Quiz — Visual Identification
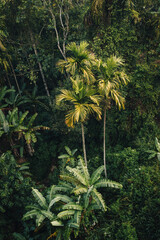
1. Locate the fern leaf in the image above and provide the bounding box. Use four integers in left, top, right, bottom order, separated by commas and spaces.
32, 188, 47, 209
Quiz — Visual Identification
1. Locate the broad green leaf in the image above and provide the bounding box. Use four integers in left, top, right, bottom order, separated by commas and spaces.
23, 209, 38, 220
51, 220, 64, 226
92, 189, 107, 211
41, 210, 55, 221
49, 195, 72, 209
32, 188, 47, 209
57, 210, 75, 219
66, 166, 87, 186
95, 179, 122, 189
91, 165, 104, 184
65, 146, 72, 155
62, 203, 83, 211
36, 214, 45, 227
19, 111, 29, 124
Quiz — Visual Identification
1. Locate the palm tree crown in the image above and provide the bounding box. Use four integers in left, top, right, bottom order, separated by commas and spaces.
98, 55, 129, 109
57, 41, 96, 84
56, 77, 101, 127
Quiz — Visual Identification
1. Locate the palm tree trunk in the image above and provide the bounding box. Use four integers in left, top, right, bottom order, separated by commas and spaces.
103, 107, 107, 178
81, 122, 87, 167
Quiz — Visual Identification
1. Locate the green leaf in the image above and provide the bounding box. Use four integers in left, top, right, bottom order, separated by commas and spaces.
41, 210, 55, 221
95, 179, 122, 189
19, 111, 29, 124
36, 214, 45, 227
58, 154, 69, 159
62, 203, 83, 211
57, 210, 75, 219
51, 220, 64, 226
27, 113, 38, 128
91, 165, 104, 184
49, 195, 72, 209
32, 188, 47, 209
23, 209, 38, 220
66, 166, 87, 186
65, 146, 72, 155
13, 233, 26, 240
68, 222, 79, 229
155, 138, 160, 152
92, 189, 107, 211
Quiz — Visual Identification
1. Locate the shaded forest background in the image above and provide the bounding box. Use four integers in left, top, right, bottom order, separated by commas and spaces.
0, 0, 160, 239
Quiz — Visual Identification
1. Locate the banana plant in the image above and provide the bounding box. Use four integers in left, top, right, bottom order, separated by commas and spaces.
60, 156, 122, 211
0, 108, 49, 155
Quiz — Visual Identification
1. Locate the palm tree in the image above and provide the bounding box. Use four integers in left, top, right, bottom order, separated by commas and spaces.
56, 77, 101, 166
97, 56, 129, 178
57, 41, 96, 84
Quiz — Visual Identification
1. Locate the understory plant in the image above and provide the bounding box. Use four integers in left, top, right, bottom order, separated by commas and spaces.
23, 154, 122, 239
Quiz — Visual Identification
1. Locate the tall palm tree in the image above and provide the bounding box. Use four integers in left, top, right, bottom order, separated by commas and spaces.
57, 41, 96, 84
56, 77, 101, 166
97, 56, 129, 178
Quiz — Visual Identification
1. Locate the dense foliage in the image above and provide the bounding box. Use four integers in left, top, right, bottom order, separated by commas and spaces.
0, 0, 160, 239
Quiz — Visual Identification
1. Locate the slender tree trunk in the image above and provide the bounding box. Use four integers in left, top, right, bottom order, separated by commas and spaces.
81, 122, 87, 167
29, 30, 52, 106
8, 57, 21, 95
103, 107, 107, 178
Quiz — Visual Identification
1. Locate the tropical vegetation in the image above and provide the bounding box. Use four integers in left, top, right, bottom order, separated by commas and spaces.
0, 0, 160, 239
